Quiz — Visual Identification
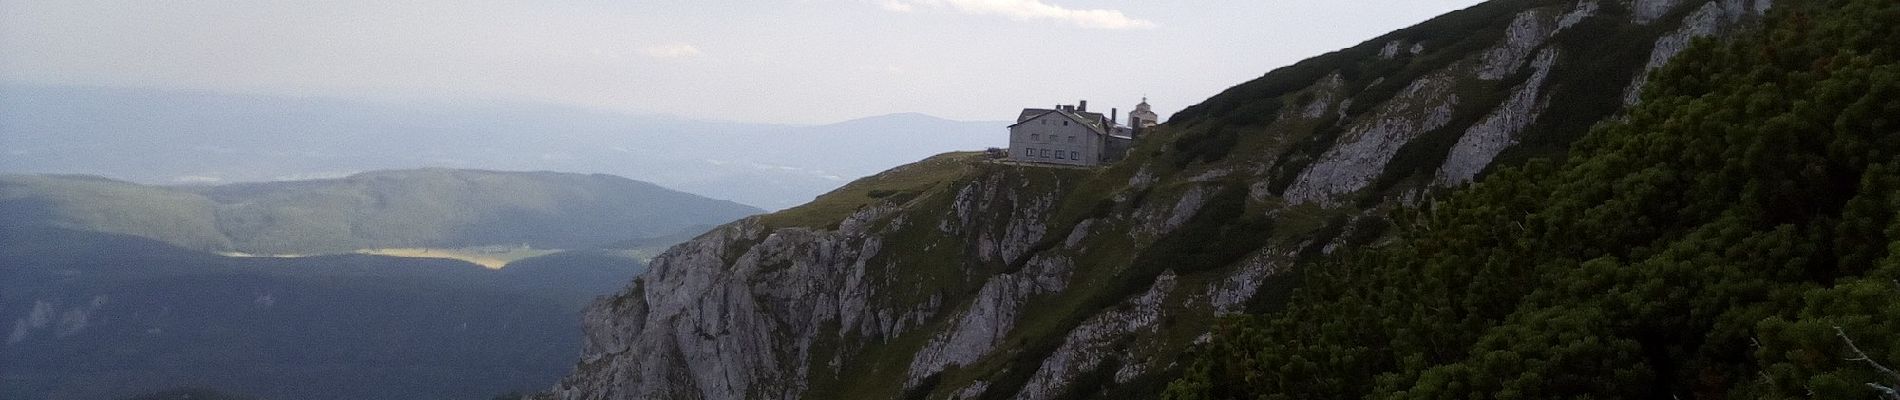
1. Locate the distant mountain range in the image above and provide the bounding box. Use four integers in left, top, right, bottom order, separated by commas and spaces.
0, 85, 1008, 209
0, 169, 761, 254
0, 169, 756, 399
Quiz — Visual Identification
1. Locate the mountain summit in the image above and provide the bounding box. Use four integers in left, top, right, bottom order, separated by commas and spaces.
538, 0, 1809, 398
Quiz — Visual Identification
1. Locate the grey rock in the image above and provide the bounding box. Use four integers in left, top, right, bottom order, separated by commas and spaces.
1284, 71, 1460, 205
907, 254, 1074, 387
1624, 0, 1769, 104
1477, 9, 1558, 80
1010, 272, 1179, 400
1631, 0, 1684, 25
1437, 49, 1561, 185
1558, 0, 1601, 30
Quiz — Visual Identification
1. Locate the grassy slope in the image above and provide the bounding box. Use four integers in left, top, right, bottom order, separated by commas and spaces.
759, 152, 987, 230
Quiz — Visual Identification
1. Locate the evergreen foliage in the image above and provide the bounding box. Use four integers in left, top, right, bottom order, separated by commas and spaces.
1166, 0, 1900, 398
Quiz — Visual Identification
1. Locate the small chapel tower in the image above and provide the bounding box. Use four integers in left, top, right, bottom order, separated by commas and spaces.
1129, 97, 1159, 130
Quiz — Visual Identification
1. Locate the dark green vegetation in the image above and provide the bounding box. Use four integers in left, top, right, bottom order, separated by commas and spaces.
1168, 0, 1900, 398
0, 169, 761, 254
0, 225, 646, 400
1171, 0, 1536, 170
598, 1, 1776, 399
1176, 0, 1698, 198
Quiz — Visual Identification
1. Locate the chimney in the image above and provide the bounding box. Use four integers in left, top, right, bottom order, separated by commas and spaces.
1078, 100, 1088, 112
1111, 108, 1119, 125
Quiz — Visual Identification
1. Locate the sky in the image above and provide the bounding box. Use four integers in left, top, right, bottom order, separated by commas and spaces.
0, 0, 1486, 125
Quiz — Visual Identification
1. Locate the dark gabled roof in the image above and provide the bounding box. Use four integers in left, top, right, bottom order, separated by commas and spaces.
1008, 108, 1110, 135
1018, 108, 1055, 123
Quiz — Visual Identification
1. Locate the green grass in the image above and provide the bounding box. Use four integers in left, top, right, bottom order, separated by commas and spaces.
759, 152, 987, 230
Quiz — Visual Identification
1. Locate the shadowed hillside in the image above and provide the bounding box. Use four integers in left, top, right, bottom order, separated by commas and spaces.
0, 226, 644, 400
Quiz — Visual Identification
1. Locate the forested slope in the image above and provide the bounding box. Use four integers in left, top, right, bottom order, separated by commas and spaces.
1168, 0, 1900, 398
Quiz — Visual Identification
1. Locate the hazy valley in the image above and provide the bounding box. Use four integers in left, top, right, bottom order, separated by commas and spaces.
0, 170, 756, 399
0, 86, 1006, 210
7, 0, 1900, 399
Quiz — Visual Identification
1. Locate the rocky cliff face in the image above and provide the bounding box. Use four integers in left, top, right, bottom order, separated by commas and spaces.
548, 0, 1768, 398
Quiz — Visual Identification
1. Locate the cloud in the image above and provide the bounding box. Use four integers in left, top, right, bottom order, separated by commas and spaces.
640, 43, 703, 59
861, 63, 911, 75
881, 0, 1156, 29
877, 0, 915, 12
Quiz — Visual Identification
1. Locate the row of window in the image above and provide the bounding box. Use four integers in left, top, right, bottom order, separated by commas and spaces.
1022, 147, 1081, 161
1028, 133, 1079, 143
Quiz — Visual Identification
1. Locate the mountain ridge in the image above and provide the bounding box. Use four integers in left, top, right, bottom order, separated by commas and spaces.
0, 168, 761, 254
0, 86, 1006, 209
540, 0, 1782, 398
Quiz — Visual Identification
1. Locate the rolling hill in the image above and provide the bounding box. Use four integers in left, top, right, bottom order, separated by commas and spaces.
0, 169, 756, 399
0, 87, 1008, 210
0, 169, 762, 254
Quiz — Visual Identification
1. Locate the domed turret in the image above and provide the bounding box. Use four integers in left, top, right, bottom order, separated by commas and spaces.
1129, 97, 1159, 128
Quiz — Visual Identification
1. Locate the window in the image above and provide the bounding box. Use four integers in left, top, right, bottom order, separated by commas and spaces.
1040, 149, 1049, 157
1070, 151, 1079, 160
1031, 134, 1040, 141
1022, 148, 1032, 157
1063, 121, 1069, 126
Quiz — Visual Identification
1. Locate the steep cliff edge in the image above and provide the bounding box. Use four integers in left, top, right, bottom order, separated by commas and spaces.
548, 0, 1770, 398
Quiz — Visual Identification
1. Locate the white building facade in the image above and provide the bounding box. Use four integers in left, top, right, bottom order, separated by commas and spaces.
1007, 99, 1154, 167
1008, 106, 1107, 166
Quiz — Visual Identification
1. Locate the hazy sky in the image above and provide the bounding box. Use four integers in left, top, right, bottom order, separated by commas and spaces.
1, 0, 1485, 124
